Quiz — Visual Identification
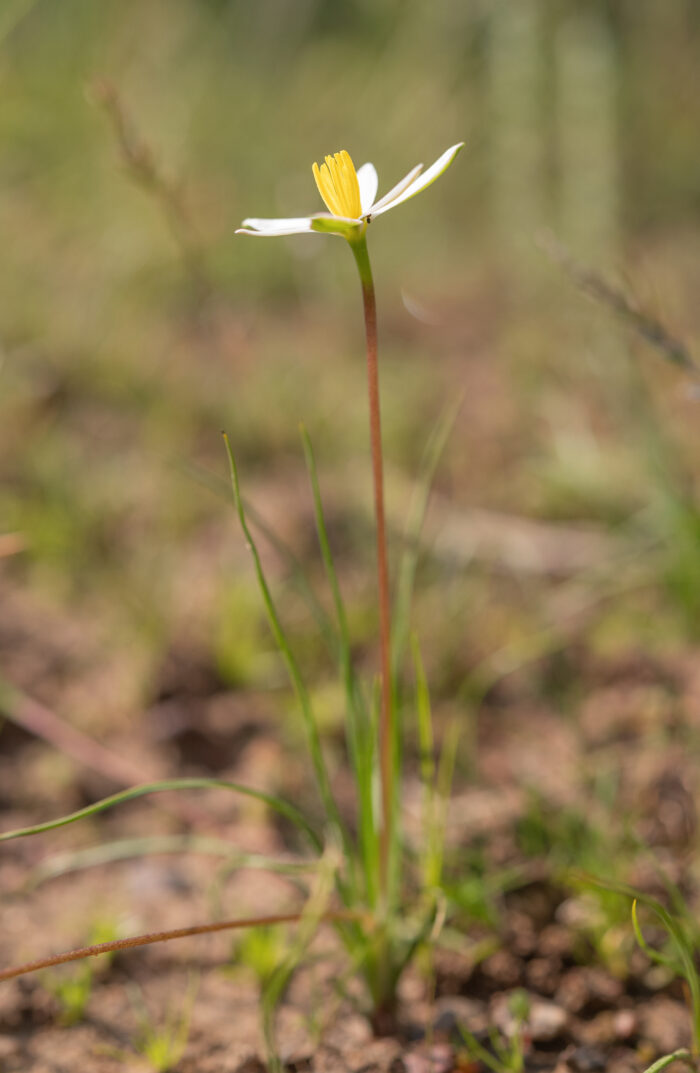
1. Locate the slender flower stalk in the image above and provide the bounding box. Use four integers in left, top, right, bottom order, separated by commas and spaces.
237, 140, 464, 909
349, 232, 393, 902
0, 143, 464, 1041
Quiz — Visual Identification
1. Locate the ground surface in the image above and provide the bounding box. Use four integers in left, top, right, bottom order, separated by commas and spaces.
3, 4, 700, 1070
2, 268, 700, 1073
1, 554, 700, 1071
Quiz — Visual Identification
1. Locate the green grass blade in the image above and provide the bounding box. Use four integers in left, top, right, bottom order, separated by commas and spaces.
642, 1051, 695, 1073
458, 1023, 507, 1073
260, 851, 338, 1073
412, 634, 435, 888
223, 435, 348, 867
28, 836, 316, 889
412, 634, 459, 892
300, 424, 377, 905
245, 496, 339, 654
299, 425, 353, 676
182, 459, 339, 656
432, 717, 460, 890
392, 395, 462, 677
631, 899, 676, 971
0, 778, 321, 852
577, 873, 700, 1051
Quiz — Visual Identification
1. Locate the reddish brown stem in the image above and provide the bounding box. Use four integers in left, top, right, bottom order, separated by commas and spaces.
0, 533, 25, 558
0, 682, 148, 788
0, 680, 209, 830
351, 234, 394, 903
0, 909, 365, 984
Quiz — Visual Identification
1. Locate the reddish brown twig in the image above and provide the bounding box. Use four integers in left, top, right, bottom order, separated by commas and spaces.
0, 681, 149, 788
0, 909, 366, 983
0, 533, 25, 559
0, 680, 210, 830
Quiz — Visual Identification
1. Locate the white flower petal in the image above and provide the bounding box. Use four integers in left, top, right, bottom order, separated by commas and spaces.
356, 162, 379, 216
369, 142, 464, 218
368, 164, 424, 216
237, 217, 314, 236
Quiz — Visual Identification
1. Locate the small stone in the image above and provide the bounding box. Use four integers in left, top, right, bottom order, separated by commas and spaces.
234, 1059, 266, 1073
637, 997, 691, 1053
433, 997, 488, 1038
528, 1000, 568, 1042
539, 924, 574, 959
403, 1043, 455, 1073
577, 1010, 616, 1046
525, 956, 561, 995
481, 949, 522, 988
568, 1044, 607, 1072
0, 1033, 19, 1059
555, 967, 622, 1015
613, 1009, 637, 1040
347, 1038, 403, 1073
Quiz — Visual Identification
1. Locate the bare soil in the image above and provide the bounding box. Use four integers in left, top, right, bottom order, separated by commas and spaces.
2, 577, 699, 1072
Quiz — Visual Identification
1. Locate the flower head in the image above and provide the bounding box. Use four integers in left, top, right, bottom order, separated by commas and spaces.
312, 151, 363, 220
237, 142, 464, 240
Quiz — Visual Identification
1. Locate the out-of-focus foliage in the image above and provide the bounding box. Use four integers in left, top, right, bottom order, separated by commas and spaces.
1, 0, 699, 716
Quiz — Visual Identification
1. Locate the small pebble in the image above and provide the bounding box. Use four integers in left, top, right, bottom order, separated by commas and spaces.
525, 955, 561, 995
529, 1000, 568, 1041
482, 949, 522, 988
0, 1033, 19, 1059
613, 1008, 637, 1040
433, 996, 487, 1038
403, 1043, 454, 1073
568, 1044, 607, 1072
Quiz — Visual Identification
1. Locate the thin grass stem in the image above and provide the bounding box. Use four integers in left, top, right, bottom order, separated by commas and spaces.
0, 778, 321, 852
300, 424, 378, 906
223, 435, 354, 888
349, 233, 394, 908
393, 396, 463, 676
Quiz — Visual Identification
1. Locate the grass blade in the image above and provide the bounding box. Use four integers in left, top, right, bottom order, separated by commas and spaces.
412, 634, 435, 889
300, 424, 378, 906
577, 873, 700, 1051
222, 435, 348, 869
0, 778, 321, 852
631, 899, 676, 971
392, 395, 463, 676
260, 851, 339, 1073
180, 460, 339, 654
27, 836, 316, 889
412, 634, 459, 892
642, 1051, 695, 1073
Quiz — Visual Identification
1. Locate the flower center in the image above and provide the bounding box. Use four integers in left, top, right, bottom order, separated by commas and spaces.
312, 150, 362, 219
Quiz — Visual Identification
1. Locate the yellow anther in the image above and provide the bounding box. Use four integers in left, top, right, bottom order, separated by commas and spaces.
312, 150, 362, 219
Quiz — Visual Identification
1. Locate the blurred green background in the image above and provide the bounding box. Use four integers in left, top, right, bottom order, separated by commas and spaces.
1, 0, 699, 745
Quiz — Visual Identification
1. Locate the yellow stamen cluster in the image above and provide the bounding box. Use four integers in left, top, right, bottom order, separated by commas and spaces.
312, 150, 362, 219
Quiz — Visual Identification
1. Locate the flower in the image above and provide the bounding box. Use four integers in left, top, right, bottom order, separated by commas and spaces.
236, 142, 464, 240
